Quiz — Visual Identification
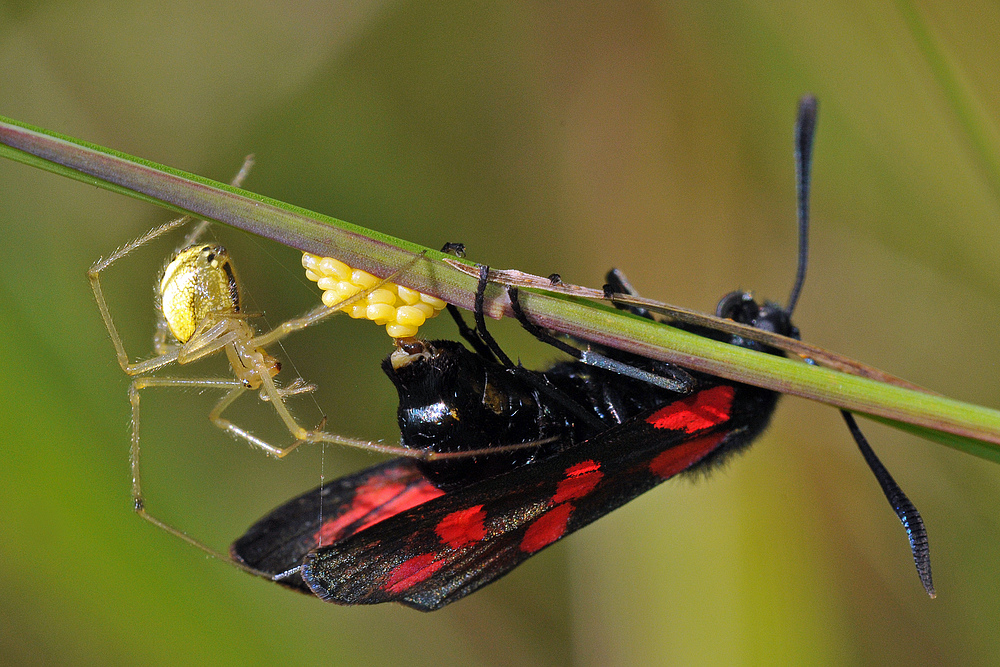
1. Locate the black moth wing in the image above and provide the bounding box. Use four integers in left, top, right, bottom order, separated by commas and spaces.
231, 458, 442, 593
301, 380, 778, 611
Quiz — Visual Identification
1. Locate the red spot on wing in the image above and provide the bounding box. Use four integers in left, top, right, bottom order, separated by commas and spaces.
436, 505, 487, 548
385, 552, 447, 594
646, 385, 735, 433
313, 476, 444, 547
649, 432, 727, 479
552, 460, 604, 503
520, 503, 574, 553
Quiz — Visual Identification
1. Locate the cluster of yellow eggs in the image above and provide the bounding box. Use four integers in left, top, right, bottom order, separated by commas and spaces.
302, 252, 447, 338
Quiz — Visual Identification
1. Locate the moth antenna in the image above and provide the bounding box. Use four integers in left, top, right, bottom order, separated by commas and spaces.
786, 95, 817, 316
841, 411, 935, 597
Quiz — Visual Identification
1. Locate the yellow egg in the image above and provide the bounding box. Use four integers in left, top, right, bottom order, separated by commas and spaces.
396, 285, 421, 305
345, 303, 369, 319
366, 288, 397, 306
351, 269, 379, 289
420, 293, 447, 309
366, 303, 397, 323
395, 305, 427, 327
319, 257, 352, 281
386, 322, 420, 338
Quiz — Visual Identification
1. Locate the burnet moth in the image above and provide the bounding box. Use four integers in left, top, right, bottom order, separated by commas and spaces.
231, 96, 933, 611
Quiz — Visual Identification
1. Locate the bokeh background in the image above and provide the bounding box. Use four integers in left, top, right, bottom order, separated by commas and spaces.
2, 1, 999, 665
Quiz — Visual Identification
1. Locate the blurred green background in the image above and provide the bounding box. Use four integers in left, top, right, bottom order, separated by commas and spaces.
2, 1, 999, 665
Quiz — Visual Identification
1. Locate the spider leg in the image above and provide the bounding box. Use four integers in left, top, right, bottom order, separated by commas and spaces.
179, 155, 255, 248
88, 155, 256, 373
